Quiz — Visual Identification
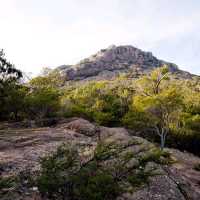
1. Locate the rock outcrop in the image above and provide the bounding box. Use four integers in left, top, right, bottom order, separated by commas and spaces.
57, 45, 194, 81
1, 118, 200, 200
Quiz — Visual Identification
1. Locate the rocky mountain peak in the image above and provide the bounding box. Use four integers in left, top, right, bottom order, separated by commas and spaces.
57, 45, 192, 81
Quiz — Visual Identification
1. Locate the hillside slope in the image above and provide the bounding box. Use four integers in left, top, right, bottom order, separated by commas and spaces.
0, 118, 200, 200
57, 45, 195, 81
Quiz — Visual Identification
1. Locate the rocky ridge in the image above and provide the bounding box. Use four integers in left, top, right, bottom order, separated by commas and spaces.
57, 45, 194, 81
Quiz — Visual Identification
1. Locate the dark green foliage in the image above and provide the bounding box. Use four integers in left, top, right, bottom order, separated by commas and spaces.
23, 70, 62, 119
0, 50, 23, 120
0, 84, 28, 120
0, 64, 62, 121
37, 143, 121, 200
37, 144, 79, 198
128, 168, 156, 188
72, 163, 120, 200
25, 87, 60, 119
0, 176, 17, 191
37, 142, 164, 200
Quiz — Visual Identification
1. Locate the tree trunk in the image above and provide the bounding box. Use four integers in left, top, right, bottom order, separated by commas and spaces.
160, 134, 165, 151
160, 128, 167, 151
155, 126, 167, 151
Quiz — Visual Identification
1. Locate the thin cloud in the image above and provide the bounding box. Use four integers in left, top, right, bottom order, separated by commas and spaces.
0, 0, 199, 75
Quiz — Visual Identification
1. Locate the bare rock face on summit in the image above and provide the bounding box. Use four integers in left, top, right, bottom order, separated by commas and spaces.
57, 45, 193, 81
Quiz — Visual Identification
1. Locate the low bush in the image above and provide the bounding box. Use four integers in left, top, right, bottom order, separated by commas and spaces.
36, 142, 165, 200
0, 176, 17, 191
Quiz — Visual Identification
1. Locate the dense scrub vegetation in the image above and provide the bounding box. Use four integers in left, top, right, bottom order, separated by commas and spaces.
59, 69, 200, 155
1, 51, 200, 155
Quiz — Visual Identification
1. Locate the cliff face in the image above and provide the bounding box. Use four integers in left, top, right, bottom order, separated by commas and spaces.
57, 45, 193, 81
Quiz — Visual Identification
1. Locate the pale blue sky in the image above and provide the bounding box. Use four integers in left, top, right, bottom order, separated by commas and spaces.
0, 0, 200, 75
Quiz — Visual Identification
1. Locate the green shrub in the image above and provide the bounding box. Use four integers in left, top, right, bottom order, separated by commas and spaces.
138, 149, 172, 167
25, 87, 60, 119
128, 168, 156, 188
37, 143, 121, 200
122, 110, 151, 130
0, 176, 17, 191
92, 111, 115, 125
37, 142, 163, 200
37, 144, 79, 198
72, 163, 120, 200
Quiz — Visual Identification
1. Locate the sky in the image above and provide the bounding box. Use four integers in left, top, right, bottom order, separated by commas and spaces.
0, 0, 200, 76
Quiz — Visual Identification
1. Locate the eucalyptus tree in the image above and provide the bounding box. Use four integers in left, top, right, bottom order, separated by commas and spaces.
133, 66, 182, 150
